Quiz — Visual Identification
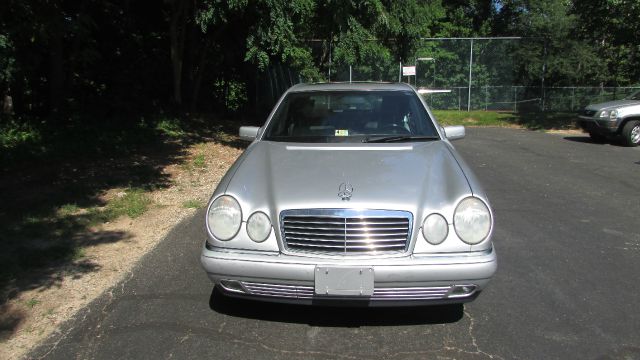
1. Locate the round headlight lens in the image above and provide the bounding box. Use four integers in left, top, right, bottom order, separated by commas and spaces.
247, 211, 271, 242
207, 196, 242, 240
422, 213, 448, 245
609, 110, 618, 119
453, 197, 491, 245
599, 110, 610, 118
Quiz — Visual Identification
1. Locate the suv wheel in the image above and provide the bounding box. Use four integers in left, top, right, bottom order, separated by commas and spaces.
621, 120, 640, 147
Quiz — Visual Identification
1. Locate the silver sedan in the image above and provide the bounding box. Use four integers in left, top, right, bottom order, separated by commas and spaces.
200, 82, 497, 306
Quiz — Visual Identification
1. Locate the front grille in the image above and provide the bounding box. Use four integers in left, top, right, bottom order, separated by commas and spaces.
281, 209, 412, 254
583, 109, 597, 117
240, 282, 453, 300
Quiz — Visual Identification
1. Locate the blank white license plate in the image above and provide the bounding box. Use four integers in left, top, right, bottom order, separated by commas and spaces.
314, 266, 374, 296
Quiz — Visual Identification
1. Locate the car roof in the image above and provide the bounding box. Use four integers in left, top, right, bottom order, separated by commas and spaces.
288, 82, 415, 93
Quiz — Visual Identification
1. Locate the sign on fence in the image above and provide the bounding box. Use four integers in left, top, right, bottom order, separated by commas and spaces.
402, 66, 416, 76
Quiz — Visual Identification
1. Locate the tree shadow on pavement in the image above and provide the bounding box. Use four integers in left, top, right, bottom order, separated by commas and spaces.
0, 115, 248, 338
208, 288, 464, 326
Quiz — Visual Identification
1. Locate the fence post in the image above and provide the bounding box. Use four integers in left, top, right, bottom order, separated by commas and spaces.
571, 87, 575, 110
349, 65, 352, 83
485, 85, 488, 111
513, 87, 517, 112
458, 88, 461, 111
467, 39, 473, 112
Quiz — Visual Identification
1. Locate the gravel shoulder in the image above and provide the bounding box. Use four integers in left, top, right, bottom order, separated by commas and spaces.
0, 138, 242, 359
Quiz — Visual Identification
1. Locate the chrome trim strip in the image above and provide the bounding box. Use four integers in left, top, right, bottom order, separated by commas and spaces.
237, 282, 476, 301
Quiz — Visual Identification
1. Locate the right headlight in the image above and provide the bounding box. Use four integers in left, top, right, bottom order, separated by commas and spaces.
207, 195, 242, 240
453, 197, 491, 245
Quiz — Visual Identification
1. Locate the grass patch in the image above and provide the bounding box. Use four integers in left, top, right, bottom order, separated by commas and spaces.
182, 199, 203, 209
71, 247, 86, 261
58, 204, 80, 216
24, 299, 40, 309
432, 110, 577, 130
433, 110, 517, 127
155, 117, 186, 139
106, 188, 151, 219
192, 154, 206, 168
0, 120, 42, 150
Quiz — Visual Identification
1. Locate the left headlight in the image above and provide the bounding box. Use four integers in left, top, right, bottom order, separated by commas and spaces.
599, 110, 618, 119
246, 211, 271, 242
207, 195, 242, 240
453, 197, 492, 245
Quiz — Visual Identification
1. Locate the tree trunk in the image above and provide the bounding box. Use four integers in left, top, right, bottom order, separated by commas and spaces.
49, 20, 64, 116
190, 44, 209, 113
169, 0, 189, 107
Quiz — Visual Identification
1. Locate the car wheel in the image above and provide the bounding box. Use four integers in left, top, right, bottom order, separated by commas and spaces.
621, 120, 640, 147
588, 132, 606, 143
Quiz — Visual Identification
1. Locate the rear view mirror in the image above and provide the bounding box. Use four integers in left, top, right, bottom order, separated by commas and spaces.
239, 126, 260, 141
443, 125, 465, 141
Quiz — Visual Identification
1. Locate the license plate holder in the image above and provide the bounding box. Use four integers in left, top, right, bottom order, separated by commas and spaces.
314, 266, 374, 296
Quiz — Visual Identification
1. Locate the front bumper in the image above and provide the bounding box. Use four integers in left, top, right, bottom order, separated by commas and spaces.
200, 243, 497, 306
577, 115, 619, 134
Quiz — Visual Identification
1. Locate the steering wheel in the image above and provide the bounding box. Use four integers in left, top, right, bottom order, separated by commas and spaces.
377, 123, 411, 135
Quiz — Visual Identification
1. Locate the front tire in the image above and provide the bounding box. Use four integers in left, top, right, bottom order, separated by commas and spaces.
621, 120, 640, 147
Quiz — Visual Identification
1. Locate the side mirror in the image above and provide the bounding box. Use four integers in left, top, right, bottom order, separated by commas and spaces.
239, 126, 260, 141
443, 125, 465, 141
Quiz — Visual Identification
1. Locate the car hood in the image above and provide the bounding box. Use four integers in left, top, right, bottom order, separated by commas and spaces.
224, 141, 472, 222
586, 99, 640, 110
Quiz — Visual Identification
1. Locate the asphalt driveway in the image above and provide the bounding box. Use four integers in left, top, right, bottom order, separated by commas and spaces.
32, 128, 640, 360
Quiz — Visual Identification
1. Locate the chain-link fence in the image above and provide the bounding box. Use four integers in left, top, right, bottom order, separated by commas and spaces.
256, 37, 639, 113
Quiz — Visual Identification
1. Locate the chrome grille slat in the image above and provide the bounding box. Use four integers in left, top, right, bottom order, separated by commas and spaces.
286, 242, 346, 248
281, 209, 412, 255
285, 230, 345, 236
343, 238, 408, 243
239, 282, 453, 300
286, 236, 345, 243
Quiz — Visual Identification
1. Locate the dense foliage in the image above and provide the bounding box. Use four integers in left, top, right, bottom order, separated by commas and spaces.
0, 0, 639, 121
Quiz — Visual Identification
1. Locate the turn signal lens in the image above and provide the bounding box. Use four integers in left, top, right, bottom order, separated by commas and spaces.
422, 213, 448, 245
247, 211, 271, 242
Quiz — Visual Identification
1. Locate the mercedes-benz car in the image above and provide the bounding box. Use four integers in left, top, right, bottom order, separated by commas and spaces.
200, 82, 497, 306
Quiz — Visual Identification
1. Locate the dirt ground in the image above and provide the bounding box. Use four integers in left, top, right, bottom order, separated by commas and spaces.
0, 140, 243, 359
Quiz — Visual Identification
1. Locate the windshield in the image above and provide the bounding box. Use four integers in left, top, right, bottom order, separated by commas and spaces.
262, 90, 439, 143
626, 91, 640, 100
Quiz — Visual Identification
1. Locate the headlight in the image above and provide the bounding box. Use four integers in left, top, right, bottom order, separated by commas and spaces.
207, 195, 242, 240
247, 211, 271, 242
599, 110, 618, 119
422, 213, 448, 245
453, 197, 491, 245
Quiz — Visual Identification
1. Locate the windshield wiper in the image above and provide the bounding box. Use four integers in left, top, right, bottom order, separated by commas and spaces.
362, 135, 440, 143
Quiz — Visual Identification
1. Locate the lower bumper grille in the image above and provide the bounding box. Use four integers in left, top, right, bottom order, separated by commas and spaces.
239, 282, 456, 301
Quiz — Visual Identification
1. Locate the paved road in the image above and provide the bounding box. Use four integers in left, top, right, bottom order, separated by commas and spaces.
32, 128, 640, 360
